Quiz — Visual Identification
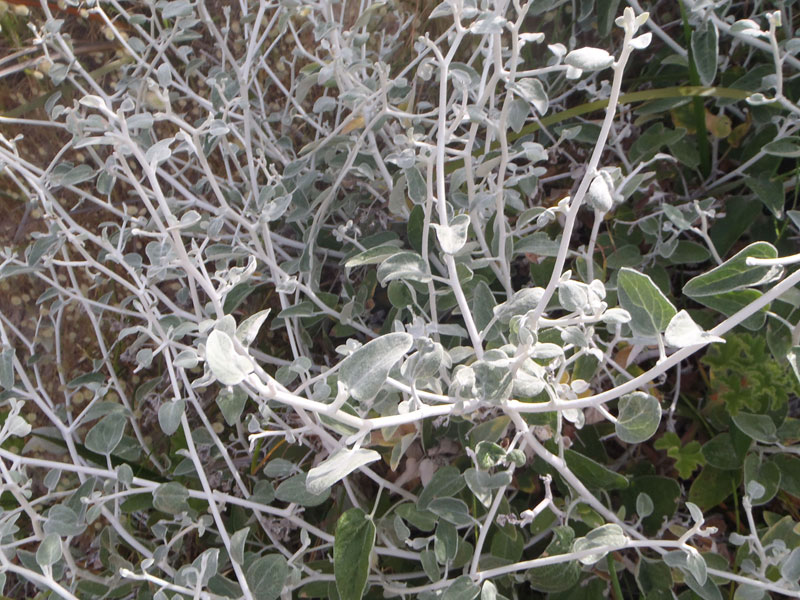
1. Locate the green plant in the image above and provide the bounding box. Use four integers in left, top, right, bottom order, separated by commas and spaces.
0, 0, 800, 599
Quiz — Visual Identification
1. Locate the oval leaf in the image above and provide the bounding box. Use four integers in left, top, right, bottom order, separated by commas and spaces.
616, 392, 661, 444
334, 508, 375, 600
377, 252, 431, 285
36, 534, 62, 567
153, 482, 191, 515
683, 242, 779, 298
564, 47, 614, 71
246, 554, 288, 600
572, 524, 628, 565
691, 22, 719, 86
339, 332, 413, 401
85, 413, 126, 455
157, 399, 185, 436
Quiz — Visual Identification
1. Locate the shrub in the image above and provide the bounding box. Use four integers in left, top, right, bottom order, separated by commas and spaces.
0, 0, 799, 599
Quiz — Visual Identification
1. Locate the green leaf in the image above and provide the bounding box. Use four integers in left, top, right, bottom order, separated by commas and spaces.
85, 413, 126, 455
565, 449, 629, 491
469, 416, 510, 446
339, 333, 413, 401
417, 466, 466, 510
235, 309, 272, 347
442, 576, 480, 600
511, 77, 548, 115
433, 214, 470, 254
683, 242, 780, 297
564, 47, 614, 71
771, 454, 800, 496
732, 412, 778, 444
702, 433, 747, 470
334, 508, 375, 600
664, 310, 724, 348
230, 527, 249, 565
345, 245, 402, 267
473, 350, 514, 403
405, 166, 426, 204
745, 176, 785, 219
153, 482, 191, 514
691, 22, 719, 86
216, 386, 248, 426
44, 504, 86, 537
615, 392, 661, 443
763, 136, 800, 157
246, 555, 288, 600
655, 433, 706, 479
306, 448, 381, 494
617, 268, 676, 338
743, 453, 780, 505
691, 289, 768, 331
428, 497, 473, 526
475, 441, 506, 470
36, 534, 62, 567
377, 251, 431, 285
157, 399, 184, 436
275, 473, 330, 507
688, 466, 739, 510
527, 527, 581, 592
0, 347, 15, 390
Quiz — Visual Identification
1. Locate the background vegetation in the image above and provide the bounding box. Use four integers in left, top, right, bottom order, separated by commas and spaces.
0, 0, 800, 599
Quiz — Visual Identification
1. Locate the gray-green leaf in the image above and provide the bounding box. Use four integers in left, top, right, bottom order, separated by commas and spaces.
377, 252, 431, 285
85, 413, 126, 455
617, 268, 676, 338
36, 534, 62, 567
683, 242, 780, 297
616, 392, 661, 444
339, 332, 413, 401
572, 523, 628, 564
157, 399, 185, 436
691, 22, 719, 85
246, 554, 288, 600
153, 482, 191, 514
